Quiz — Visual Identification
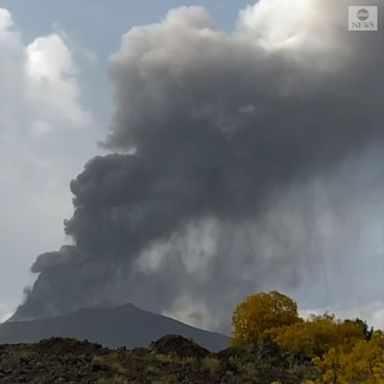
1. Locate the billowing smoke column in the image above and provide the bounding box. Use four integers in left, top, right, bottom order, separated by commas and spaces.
13, 0, 384, 329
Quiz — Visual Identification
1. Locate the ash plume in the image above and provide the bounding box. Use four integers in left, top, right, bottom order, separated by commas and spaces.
12, 0, 384, 330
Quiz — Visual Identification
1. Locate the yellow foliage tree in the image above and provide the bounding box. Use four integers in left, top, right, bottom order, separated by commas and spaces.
231, 291, 383, 382
312, 330, 384, 384
268, 313, 366, 357
231, 291, 300, 346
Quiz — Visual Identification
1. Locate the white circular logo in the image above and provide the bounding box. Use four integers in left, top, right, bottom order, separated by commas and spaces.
357, 8, 369, 21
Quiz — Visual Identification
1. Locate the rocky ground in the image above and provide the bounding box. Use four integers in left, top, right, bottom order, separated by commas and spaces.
0, 335, 317, 383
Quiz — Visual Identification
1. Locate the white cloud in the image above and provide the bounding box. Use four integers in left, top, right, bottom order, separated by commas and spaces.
26, 34, 90, 128
236, 0, 349, 72
0, 9, 90, 139
300, 301, 384, 331
238, 0, 319, 46
0, 8, 13, 29
0, 8, 96, 317
371, 307, 384, 331
0, 302, 15, 323
0, 312, 12, 324
26, 35, 74, 81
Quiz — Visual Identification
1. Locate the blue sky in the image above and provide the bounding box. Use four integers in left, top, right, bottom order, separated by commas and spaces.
0, 0, 252, 134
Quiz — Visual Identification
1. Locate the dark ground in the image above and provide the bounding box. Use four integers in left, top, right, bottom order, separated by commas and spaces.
0, 335, 318, 383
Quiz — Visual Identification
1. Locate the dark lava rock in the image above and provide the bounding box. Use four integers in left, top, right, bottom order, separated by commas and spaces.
0, 336, 318, 383
37, 337, 103, 354
216, 341, 280, 362
149, 334, 210, 359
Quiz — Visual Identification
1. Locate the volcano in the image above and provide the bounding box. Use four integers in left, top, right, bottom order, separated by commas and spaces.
0, 303, 228, 352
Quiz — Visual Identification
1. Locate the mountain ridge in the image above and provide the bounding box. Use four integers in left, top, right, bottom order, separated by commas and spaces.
0, 302, 228, 352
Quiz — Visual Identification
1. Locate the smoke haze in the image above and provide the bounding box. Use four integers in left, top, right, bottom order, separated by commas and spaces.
12, 0, 384, 331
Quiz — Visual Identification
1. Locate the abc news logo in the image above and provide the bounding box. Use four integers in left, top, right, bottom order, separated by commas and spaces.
348, 6, 378, 31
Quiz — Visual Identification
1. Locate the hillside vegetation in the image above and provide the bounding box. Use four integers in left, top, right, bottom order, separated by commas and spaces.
0, 335, 318, 383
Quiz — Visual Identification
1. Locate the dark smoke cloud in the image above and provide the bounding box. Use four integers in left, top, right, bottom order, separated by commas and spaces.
12, 0, 384, 329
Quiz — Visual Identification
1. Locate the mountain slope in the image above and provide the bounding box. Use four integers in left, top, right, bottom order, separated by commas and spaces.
0, 303, 228, 351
